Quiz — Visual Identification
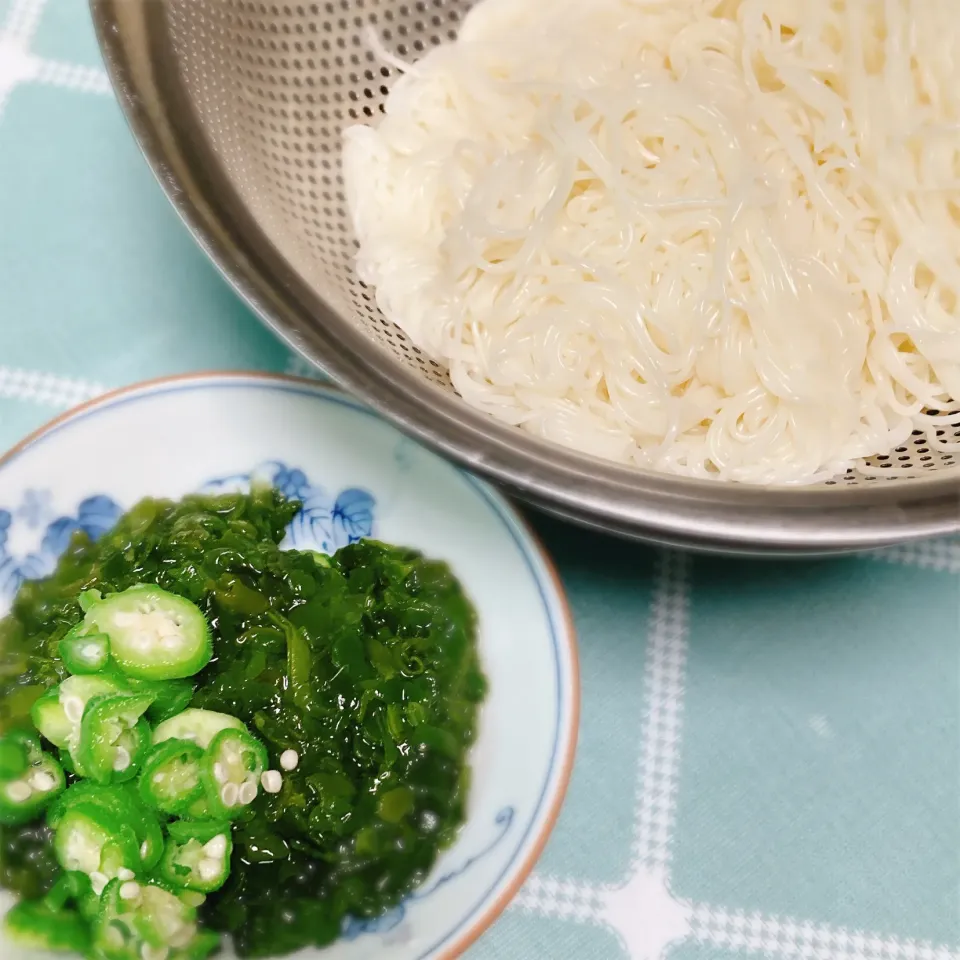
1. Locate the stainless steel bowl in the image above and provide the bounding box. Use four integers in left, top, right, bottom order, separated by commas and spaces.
90, 0, 960, 556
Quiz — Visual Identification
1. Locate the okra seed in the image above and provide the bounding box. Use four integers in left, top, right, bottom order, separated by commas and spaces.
279, 749, 299, 771
113, 747, 132, 771
203, 835, 228, 859
119, 881, 141, 901
140, 842, 150, 859
90, 872, 109, 896
29, 771, 55, 792
238, 781, 257, 805
261, 770, 282, 794
198, 858, 221, 882
140, 945, 169, 960
220, 782, 239, 807
117, 867, 135, 881
63, 697, 84, 723
138, 602, 155, 615
5, 781, 31, 803
213, 762, 226, 783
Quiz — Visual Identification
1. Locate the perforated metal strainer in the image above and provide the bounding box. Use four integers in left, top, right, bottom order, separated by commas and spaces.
90, 0, 960, 556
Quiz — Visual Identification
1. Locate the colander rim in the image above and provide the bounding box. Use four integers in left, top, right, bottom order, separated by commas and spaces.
89, 0, 960, 553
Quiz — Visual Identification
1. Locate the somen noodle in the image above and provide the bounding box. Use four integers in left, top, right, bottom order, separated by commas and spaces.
343, 0, 960, 485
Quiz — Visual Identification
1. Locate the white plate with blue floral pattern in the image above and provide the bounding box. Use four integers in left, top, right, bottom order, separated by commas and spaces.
0, 373, 579, 960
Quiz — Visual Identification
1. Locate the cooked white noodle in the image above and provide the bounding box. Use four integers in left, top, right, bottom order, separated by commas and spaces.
343, 0, 960, 484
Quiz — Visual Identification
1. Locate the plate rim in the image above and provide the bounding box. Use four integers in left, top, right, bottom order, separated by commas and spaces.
0, 370, 581, 960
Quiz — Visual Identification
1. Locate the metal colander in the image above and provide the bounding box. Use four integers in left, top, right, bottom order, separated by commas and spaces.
90, 0, 960, 555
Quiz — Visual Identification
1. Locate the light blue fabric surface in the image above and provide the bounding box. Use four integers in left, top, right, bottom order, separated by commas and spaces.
0, 3, 958, 958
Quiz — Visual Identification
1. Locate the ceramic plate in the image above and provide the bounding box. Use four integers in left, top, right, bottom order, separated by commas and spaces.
0, 373, 579, 960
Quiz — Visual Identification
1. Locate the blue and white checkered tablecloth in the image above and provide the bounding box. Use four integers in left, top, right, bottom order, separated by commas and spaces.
0, 2, 958, 958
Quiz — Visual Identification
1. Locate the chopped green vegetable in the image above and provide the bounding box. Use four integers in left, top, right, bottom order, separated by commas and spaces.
81, 584, 212, 682
0, 489, 485, 958
138, 678, 196, 726
0, 820, 58, 901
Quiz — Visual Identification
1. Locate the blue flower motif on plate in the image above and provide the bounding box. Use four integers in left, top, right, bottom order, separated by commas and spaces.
0, 493, 123, 603
200, 460, 376, 553
0, 461, 374, 610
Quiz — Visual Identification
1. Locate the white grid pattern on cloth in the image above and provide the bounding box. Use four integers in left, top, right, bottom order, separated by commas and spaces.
633, 550, 691, 871
0, 0, 110, 125
0, 0, 44, 43
871, 538, 960, 574
509, 546, 960, 960
0, 366, 105, 408
688, 905, 960, 960
0, 0, 125, 418
34, 59, 111, 94
0, 0, 47, 118
512, 875, 607, 922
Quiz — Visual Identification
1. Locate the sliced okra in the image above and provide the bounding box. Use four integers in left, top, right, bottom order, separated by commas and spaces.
152, 708, 244, 750
0, 735, 28, 780
82, 584, 212, 682
0, 731, 65, 825
138, 738, 205, 817
92, 878, 215, 960
60, 623, 111, 675
31, 674, 122, 755
49, 781, 164, 872
158, 820, 233, 894
2, 898, 91, 954
53, 800, 141, 894
200, 727, 268, 818
76, 692, 154, 784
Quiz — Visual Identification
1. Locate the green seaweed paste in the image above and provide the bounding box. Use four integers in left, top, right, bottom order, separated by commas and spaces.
0, 489, 487, 956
